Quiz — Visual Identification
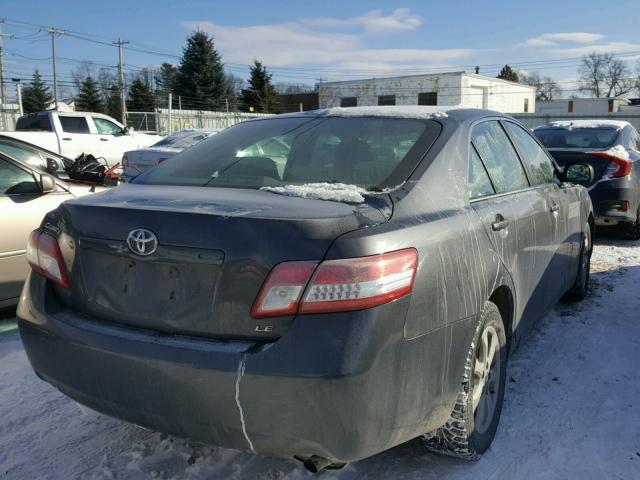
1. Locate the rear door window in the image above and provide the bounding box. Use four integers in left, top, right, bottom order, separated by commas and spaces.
628, 127, 640, 151
59, 116, 90, 134
503, 121, 555, 185
469, 146, 495, 198
471, 121, 529, 193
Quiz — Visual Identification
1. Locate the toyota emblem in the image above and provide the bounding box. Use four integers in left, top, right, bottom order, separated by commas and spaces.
126, 228, 158, 256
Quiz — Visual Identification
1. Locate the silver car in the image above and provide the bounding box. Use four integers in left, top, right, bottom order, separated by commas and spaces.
122, 129, 217, 181
0, 153, 99, 308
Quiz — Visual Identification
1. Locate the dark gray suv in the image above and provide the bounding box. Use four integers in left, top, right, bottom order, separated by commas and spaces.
18, 107, 593, 471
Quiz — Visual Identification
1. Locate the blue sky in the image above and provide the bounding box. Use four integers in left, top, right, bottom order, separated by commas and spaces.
3, 0, 640, 97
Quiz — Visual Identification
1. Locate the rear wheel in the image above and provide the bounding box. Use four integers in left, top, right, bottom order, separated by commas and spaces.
620, 209, 640, 240
564, 224, 592, 301
423, 301, 507, 459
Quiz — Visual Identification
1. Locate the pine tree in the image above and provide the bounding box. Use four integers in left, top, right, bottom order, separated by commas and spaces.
21, 70, 54, 113
174, 31, 226, 110
155, 63, 177, 100
75, 76, 105, 112
105, 84, 122, 121
240, 60, 281, 113
497, 65, 519, 83
127, 78, 156, 112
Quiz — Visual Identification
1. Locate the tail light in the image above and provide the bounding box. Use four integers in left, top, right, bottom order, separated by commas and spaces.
26, 230, 69, 288
592, 151, 633, 178
251, 249, 418, 319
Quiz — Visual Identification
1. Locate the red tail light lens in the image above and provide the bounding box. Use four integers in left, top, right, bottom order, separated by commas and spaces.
26, 230, 69, 288
592, 152, 633, 178
251, 249, 418, 319
250, 261, 318, 319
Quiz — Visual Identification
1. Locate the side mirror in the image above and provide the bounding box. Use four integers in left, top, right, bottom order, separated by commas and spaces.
122, 126, 133, 135
39, 173, 57, 193
46, 157, 60, 173
565, 163, 594, 184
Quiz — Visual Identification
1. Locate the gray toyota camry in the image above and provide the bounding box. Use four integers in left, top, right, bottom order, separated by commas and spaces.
18, 107, 593, 471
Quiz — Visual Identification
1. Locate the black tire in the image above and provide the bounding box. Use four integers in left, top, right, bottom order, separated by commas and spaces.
423, 301, 507, 460
620, 209, 640, 240
564, 224, 592, 301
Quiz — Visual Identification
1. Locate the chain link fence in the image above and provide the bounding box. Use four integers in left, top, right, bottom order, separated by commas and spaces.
126, 110, 273, 134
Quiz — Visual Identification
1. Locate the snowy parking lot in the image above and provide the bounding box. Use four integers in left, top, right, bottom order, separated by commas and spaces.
1, 234, 639, 480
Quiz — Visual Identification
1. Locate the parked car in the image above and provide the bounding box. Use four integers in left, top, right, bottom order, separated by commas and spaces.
0, 134, 71, 174
18, 107, 594, 471
122, 129, 217, 181
1, 111, 163, 167
534, 120, 640, 239
0, 153, 101, 308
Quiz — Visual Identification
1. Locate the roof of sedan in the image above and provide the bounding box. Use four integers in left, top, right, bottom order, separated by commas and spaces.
273, 106, 505, 122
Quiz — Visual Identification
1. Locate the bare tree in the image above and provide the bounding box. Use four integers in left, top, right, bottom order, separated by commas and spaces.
579, 52, 633, 97
519, 71, 562, 101
71, 61, 96, 91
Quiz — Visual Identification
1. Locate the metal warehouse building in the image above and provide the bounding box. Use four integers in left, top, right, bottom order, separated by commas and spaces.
318, 71, 536, 113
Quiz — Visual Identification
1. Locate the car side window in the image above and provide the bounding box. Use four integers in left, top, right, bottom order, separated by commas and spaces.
469, 145, 495, 199
503, 121, 555, 185
471, 121, 529, 193
628, 127, 640, 151
0, 158, 39, 195
59, 116, 90, 134
0, 140, 44, 169
93, 117, 123, 135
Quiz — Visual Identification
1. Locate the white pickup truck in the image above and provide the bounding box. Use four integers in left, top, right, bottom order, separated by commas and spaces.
2, 111, 163, 167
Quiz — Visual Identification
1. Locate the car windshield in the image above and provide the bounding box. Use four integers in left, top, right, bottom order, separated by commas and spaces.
534, 127, 619, 149
151, 131, 213, 150
134, 116, 440, 190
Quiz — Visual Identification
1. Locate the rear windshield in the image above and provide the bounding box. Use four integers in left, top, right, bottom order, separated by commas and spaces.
152, 131, 213, 149
135, 116, 440, 190
534, 127, 619, 149
16, 115, 52, 132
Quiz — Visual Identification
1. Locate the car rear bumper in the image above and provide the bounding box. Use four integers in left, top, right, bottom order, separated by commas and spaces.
588, 178, 639, 225
18, 273, 474, 463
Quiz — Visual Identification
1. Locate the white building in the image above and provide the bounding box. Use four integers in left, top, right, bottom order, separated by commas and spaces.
318, 71, 536, 113
536, 97, 631, 115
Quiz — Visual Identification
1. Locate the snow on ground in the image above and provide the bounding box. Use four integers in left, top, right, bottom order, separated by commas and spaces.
1, 234, 639, 480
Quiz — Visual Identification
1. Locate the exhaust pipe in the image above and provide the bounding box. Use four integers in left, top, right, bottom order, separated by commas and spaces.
303, 455, 333, 473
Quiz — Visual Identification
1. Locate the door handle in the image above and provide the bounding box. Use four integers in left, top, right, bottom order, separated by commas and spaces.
491, 215, 509, 231
100, 138, 109, 141
62, 137, 72, 141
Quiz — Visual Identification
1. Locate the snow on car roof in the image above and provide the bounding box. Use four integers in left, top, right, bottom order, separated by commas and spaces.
275, 105, 459, 120
322, 106, 453, 119
540, 120, 631, 130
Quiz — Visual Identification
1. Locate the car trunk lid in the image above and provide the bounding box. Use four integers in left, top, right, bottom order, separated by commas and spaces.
52, 184, 390, 341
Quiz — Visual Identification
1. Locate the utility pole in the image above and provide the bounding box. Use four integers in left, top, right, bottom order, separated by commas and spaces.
0, 21, 14, 105
41, 27, 64, 110
113, 37, 129, 125
12, 78, 22, 115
